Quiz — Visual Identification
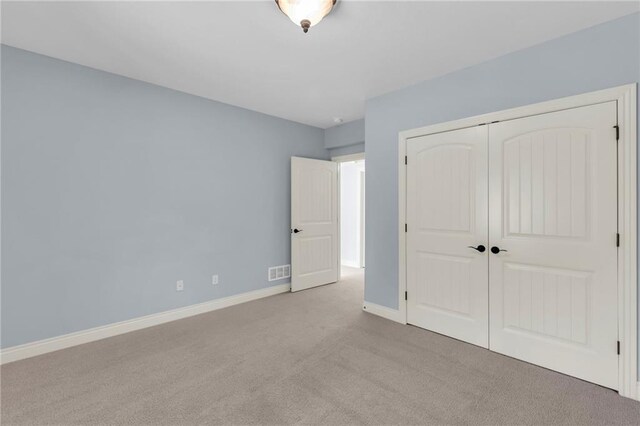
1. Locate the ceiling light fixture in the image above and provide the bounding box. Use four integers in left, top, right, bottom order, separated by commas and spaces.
275, 0, 337, 34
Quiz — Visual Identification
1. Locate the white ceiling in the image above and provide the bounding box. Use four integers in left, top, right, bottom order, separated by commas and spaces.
2, 1, 638, 128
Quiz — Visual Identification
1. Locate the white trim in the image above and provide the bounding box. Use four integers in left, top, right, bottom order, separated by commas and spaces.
616, 85, 638, 400
359, 170, 366, 268
362, 301, 406, 324
399, 85, 636, 141
398, 84, 637, 400
0, 283, 291, 365
336, 158, 342, 282
332, 152, 365, 163
398, 133, 408, 324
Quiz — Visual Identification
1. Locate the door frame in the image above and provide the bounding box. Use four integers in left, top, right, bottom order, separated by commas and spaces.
397, 84, 637, 400
359, 170, 366, 268
332, 152, 366, 281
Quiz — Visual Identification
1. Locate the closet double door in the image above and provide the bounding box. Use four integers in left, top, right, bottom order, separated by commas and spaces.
406, 102, 618, 389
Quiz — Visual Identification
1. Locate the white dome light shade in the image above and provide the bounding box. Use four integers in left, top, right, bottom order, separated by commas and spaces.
275, 0, 337, 33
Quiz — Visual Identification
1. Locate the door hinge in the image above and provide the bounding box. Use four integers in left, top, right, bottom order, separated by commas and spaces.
405, 155, 407, 165
614, 125, 620, 141
405, 223, 407, 233
617, 340, 621, 355
405, 291, 408, 301
616, 233, 620, 247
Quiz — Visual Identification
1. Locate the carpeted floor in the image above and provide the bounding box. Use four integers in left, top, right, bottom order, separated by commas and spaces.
2, 267, 639, 425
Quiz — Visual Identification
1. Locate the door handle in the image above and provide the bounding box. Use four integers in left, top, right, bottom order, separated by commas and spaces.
491, 246, 508, 254
292, 228, 303, 234
467, 245, 486, 253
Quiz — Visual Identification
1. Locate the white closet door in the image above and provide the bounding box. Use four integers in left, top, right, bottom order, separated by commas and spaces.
291, 157, 339, 292
406, 126, 489, 348
488, 102, 618, 389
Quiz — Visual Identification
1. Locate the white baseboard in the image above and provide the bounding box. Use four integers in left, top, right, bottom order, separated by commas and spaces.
341, 261, 360, 268
0, 283, 291, 365
362, 301, 405, 324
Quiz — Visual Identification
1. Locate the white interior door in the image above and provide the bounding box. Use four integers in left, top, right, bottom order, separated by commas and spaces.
291, 157, 339, 292
406, 126, 489, 348
488, 102, 618, 389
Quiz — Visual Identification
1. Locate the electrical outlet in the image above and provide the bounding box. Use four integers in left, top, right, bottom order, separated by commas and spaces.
176, 280, 184, 292
212, 274, 219, 285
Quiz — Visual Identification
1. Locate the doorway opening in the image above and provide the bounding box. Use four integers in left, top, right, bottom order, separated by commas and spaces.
335, 153, 365, 278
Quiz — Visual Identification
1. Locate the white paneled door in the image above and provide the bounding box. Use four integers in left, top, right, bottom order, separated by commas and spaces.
489, 102, 618, 389
406, 101, 619, 389
406, 126, 489, 348
291, 157, 339, 292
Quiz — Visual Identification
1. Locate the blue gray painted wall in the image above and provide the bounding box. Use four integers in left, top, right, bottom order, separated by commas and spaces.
324, 119, 365, 157
1, 45, 328, 348
328, 142, 365, 158
324, 119, 365, 150
364, 12, 640, 372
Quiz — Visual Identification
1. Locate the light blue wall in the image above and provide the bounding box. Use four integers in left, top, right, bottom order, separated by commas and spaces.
324, 118, 365, 157
328, 142, 365, 158
364, 12, 640, 309
324, 119, 365, 150
1, 45, 328, 348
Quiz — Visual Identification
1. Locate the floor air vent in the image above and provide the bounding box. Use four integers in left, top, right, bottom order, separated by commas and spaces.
268, 264, 291, 281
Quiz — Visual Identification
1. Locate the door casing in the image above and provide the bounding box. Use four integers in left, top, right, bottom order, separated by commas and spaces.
396, 84, 637, 400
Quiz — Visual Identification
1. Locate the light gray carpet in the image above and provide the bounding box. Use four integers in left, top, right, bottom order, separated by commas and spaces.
2, 268, 639, 425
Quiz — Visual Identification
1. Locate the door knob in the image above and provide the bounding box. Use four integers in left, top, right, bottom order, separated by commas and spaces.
468, 245, 486, 253
491, 246, 507, 254
292, 228, 303, 234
